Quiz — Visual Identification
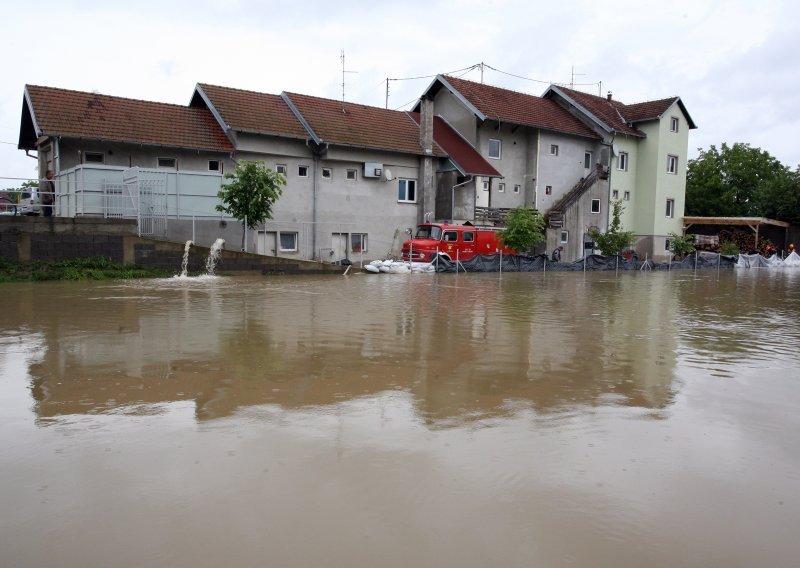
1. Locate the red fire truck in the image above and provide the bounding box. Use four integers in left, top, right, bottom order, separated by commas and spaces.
400, 223, 514, 263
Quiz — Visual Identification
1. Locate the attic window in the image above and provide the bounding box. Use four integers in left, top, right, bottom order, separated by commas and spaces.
670, 117, 679, 132
346, 169, 357, 181
276, 164, 287, 175
158, 157, 176, 168
488, 138, 501, 159
84, 152, 104, 164
545, 185, 552, 195
208, 160, 221, 172
322, 168, 332, 179
298, 165, 309, 177
550, 144, 559, 156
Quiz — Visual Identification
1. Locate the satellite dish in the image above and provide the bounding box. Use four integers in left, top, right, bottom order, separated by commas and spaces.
384, 168, 394, 181
611, 144, 620, 156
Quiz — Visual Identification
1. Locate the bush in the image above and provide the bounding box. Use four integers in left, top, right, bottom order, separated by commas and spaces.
668, 232, 696, 257
720, 241, 739, 256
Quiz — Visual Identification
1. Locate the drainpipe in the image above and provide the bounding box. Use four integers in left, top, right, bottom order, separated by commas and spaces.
312, 151, 319, 261
534, 130, 541, 210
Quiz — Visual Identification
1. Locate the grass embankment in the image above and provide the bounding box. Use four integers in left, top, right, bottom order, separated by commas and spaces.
0, 256, 174, 282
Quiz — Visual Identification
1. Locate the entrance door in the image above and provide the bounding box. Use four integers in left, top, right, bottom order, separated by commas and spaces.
331, 233, 348, 262
257, 231, 277, 256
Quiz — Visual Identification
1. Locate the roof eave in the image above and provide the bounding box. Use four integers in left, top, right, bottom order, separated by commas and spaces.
280, 93, 322, 145
43, 134, 233, 154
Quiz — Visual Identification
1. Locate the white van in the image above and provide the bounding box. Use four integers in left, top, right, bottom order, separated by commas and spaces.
19, 188, 40, 215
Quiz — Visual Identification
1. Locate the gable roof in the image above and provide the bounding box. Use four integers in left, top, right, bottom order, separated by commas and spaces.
19, 85, 233, 152
424, 75, 601, 140
192, 83, 308, 139
283, 92, 446, 157
407, 112, 500, 177
547, 86, 697, 135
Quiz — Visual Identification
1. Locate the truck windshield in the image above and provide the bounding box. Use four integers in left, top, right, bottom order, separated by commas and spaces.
415, 226, 442, 240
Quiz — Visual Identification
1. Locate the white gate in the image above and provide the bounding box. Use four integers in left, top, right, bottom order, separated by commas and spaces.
122, 168, 168, 237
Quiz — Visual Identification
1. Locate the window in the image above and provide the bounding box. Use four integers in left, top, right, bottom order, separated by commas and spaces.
670, 117, 679, 132
84, 152, 104, 164
612, 190, 619, 199
665, 239, 672, 251
617, 152, 628, 171
276, 164, 287, 175
513, 184, 520, 194
208, 160, 221, 172
482, 180, 489, 191
398, 178, 416, 202
322, 168, 332, 179
488, 138, 501, 159
279, 232, 298, 252
545, 185, 552, 195
463, 231, 474, 242
498, 183, 505, 193
560, 230, 569, 244
443, 231, 458, 242
591, 199, 600, 213
157, 157, 176, 168
584, 152, 592, 169
351, 233, 368, 253
346, 169, 357, 180
550, 144, 559, 156
667, 155, 678, 174
666, 198, 675, 218
624, 191, 630, 201
298, 165, 309, 177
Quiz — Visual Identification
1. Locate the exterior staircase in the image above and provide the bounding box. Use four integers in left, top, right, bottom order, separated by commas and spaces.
545, 164, 608, 229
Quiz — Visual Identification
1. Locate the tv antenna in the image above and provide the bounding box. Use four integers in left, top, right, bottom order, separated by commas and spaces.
340, 50, 358, 111
570, 65, 585, 89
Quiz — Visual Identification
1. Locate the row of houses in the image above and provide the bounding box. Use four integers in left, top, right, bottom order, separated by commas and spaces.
18, 74, 695, 262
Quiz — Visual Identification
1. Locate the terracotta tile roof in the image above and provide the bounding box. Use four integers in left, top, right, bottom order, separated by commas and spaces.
25, 85, 233, 152
623, 97, 681, 123
439, 75, 600, 140
554, 86, 644, 137
194, 83, 308, 139
284, 92, 446, 156
407, 112, 501, 177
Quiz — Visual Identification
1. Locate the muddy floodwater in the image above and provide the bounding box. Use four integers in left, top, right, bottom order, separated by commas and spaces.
1, 269, 799, 567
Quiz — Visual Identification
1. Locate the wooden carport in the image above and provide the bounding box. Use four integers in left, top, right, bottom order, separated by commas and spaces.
683, 217, 790, 249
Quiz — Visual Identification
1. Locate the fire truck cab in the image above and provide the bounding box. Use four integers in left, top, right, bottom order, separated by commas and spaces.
400, 223, 513, 262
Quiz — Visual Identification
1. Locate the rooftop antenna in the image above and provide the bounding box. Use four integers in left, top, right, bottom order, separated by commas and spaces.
340, 50, 358, 112
570, 65, 585, 89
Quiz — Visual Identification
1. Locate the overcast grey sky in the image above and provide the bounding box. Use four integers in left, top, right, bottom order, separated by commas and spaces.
2, 0, 798, 190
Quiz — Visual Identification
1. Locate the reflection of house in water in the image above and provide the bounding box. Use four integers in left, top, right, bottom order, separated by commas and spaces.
23, 275, 678, 426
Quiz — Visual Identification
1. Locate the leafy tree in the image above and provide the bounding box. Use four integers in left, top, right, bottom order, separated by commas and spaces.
499, 207, 545, 252
686, 143, 792, 217
667, 232, 696, 258
588, 200, 634, 256
757, 168, 800, 225
216, 161, 286, 250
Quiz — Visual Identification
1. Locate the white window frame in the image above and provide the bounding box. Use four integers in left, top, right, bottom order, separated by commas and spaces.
550, 144, 559, 156
157, 157, 176, 169
498, 182, 505, 193
612, 190, 619, 199
84, 151, 104, 164
584, 152, 592, 169
346, 168, 357, 181
560, 230, 569, 244
670, 116, 679, 133
667, 155, 678, 174
276, 164, 287, 175
278, 231, 298, 252
298, 165, 309, 178
321, 167, 332, 179
591, 198, 601, 213
488, 138, 502, 160
482, 180, 489, 191
545, 185, 552, 195
350, 233, 368, 254
617, 152, 628, 171
513, 184, 520, 194
624, 191, 630, 201
666, 198, 675, 218
398, 178, 417, 203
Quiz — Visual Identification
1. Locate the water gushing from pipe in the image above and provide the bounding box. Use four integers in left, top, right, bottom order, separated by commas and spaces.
205, 238, 225, 275
179, 240, 193, 277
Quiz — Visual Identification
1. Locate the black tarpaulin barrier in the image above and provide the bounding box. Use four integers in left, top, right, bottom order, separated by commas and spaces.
434, 252, 738, 273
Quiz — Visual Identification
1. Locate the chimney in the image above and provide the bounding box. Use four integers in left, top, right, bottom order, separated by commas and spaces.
607, 91, 613, 102
419, 96, 434, 154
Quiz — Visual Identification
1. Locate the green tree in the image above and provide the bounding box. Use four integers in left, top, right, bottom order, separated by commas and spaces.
216, 161, 286, 250
499, 207, 545, 252
588, 200, 634, 256
757, 168, 800, 225
667, 232, 696, 258
686, 143, 791, 217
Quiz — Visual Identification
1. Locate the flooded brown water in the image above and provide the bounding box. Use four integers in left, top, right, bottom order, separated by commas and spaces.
1, 269, 799, 567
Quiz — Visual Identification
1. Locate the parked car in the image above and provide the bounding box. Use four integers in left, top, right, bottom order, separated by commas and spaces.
0, 195, 17, 216
18, 189, 40, 215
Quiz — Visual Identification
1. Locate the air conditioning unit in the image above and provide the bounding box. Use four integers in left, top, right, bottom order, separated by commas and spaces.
363, 162, 383, 178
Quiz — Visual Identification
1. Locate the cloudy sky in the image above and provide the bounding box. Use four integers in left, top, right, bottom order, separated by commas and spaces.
2, 0, 798, 190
